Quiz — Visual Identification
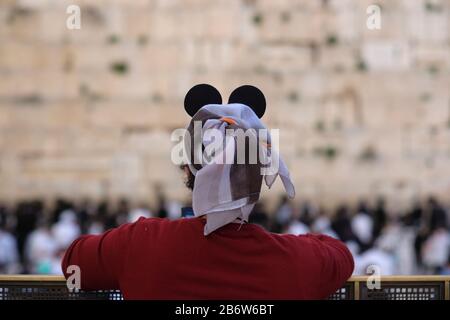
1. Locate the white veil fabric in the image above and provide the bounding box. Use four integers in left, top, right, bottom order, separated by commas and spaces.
185, 103, 295, 235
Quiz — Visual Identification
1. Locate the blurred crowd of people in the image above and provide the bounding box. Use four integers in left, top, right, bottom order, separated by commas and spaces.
0, 195, 449, 276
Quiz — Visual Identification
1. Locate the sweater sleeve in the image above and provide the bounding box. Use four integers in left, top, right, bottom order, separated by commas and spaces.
305, 234, 355, 299
61, 220, 136, 291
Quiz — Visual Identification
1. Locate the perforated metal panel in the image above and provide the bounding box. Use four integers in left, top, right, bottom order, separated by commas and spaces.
328, 283, 354, 300
0, 280, 349, 300
359, 281, 445, 300
0, 280, 123, 300
0, 276, 449, 300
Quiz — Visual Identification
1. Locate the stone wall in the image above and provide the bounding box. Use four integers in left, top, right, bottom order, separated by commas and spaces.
0, 0, 449, 209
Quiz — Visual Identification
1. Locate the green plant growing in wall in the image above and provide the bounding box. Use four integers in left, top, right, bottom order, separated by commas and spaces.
110, 61, 129, 75
107, 34, 120, 44
313, 145, 339, 161
326, 34, 339, 46
427, 64, 439, 75
425, 1, 443, 13
356, 59, 368, 72
252, 13, 263, 26
315, 120, 325, 132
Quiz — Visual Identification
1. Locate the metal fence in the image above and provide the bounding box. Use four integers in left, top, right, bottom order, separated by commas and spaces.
0, 275, 449, 300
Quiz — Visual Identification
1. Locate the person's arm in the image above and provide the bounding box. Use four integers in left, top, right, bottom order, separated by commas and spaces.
304, 234, 354, 298
61, 220, 137, 291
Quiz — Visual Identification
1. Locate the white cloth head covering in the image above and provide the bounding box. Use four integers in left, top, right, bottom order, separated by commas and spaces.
185, 103, 295, 235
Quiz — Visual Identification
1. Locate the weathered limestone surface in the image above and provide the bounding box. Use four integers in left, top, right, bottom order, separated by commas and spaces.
0, 0, 449, 209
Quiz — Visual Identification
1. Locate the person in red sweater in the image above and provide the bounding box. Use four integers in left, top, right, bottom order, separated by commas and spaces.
62, 84, 354, 299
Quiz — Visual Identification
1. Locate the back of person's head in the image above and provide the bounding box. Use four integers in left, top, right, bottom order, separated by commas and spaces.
180, 84, 295, 235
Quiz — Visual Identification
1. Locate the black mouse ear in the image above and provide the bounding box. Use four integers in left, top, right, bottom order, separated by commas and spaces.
184, 84, 222, 117
228, 85, 266, 118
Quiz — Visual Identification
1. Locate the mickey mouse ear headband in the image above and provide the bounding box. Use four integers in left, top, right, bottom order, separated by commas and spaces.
184, 84, 222, 117
228, 85, 266, 118
184, 84, 266, 118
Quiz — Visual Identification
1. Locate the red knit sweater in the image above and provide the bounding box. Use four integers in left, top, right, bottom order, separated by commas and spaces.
62, 217, 354, 299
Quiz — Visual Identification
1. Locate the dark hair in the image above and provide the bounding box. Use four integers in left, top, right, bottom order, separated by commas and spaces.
180, 165, 195, 190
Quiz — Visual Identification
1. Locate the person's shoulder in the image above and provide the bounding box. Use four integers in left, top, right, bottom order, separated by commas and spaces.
246, 225, 306, 243
264, 231, 344, 249
132, 216, 203, 231
131, 216, 173, 229
135, 216, 168, 224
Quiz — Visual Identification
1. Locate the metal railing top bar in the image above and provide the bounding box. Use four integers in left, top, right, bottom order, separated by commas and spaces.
1, 275, 450, 282
0, 275, 65, 281
349, 275, 450, 282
